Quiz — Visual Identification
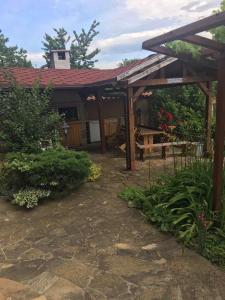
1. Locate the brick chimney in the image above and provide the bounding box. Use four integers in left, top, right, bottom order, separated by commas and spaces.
50, 50, 70, 69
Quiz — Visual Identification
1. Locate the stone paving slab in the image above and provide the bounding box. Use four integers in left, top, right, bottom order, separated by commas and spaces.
0, 154, 225, 299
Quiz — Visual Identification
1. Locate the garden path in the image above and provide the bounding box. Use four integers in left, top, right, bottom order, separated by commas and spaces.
0, 153, 225, 299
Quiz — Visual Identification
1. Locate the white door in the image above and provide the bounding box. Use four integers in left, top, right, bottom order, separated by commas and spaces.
89, 120, 100, 142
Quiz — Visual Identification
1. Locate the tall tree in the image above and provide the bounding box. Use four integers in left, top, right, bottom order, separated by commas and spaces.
0, 30, 32, 67
42, 21, 100, 69
70, 20, 100, 68
42, 27, 70, 68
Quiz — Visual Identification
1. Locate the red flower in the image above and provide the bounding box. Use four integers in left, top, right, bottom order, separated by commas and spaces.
166, 112, 174, 121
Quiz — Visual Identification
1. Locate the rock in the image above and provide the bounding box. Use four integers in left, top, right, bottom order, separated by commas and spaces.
142, 243, 158, 251
32, 296, 47, 300
44, 278, 85, 300
0, 263, 14, 270
52, 260, 96, 288
26, 272, 58, 294
114, 243, 137, 254
18, 248, 53, 261
128, 201, 135, 208
153, 258, 167, 265
0, 278, 26, 297
0, 293, 5, 300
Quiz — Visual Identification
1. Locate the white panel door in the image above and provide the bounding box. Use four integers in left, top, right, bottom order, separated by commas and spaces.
89, 120, 100, 142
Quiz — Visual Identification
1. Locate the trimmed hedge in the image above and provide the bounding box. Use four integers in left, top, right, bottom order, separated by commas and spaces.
1, 148, 91, 207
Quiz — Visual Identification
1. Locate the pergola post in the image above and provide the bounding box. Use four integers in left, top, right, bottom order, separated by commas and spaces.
204, 82, 213, 156
213, 56, 225, 211
125, 87, 136, 171
96, 90, 106, 154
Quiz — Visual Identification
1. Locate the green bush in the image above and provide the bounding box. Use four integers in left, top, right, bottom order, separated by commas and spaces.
13, 188, 51, 208
1, 148, 91, 207
88, 163, 102, 182
0, 81, 61, 153
119, 160, 225, 268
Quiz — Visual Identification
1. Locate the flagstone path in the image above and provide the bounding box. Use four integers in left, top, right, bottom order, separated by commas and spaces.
0, 153, 225, 299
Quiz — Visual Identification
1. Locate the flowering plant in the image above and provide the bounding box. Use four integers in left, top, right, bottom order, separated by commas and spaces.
158, 108, 175, 131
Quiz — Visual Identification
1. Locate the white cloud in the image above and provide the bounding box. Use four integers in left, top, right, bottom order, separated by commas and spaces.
95, 60, 121, 69
125, 0, 218, 23
27, 52, 44, 67
92, 26, 174, 54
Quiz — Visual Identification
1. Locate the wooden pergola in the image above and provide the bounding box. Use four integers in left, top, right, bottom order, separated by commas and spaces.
135, 11, 225, 211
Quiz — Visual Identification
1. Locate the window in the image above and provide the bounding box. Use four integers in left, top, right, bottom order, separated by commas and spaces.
58, 107, 78, 120
58, 52, 66, 60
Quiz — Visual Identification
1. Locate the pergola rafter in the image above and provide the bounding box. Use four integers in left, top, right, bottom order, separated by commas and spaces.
142, 11, 225, 49
181, 35, 225, 52
141, 10, 225, 211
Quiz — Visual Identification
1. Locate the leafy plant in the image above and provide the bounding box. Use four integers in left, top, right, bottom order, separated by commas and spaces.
13, 188, 51, 208
150, 86, 209, 142
0, 29, 32, 67
88, 163, 102, 182
1, 148, 91, 207
119, 160, 225, 267
167, 41, 201, 59
0, 80, 62, 153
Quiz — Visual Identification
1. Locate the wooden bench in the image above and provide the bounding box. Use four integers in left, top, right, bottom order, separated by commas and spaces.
136, 141, 196, 161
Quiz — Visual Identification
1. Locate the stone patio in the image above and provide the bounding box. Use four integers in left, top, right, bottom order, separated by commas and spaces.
0, 152, 225, 299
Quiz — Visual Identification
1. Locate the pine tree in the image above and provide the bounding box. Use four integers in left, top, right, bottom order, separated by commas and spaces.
70, 20, 100, 69
42, 28, 70, 68
0, 30, 32, 67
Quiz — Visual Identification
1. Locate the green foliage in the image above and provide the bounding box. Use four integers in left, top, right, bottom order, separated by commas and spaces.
210, 0, 225, 43
70, 20, 100, 69
2, 149, 91, 192
42, 20, 100, 69
0, 29, 32, 67
167, 41, 201, 59
0, 80, 61, 153
151, 86, 208, 141
1, 148, 91, 208
118, 58, 139, 67
119, 186, 146, 209
88, 163, 102, 182
119, 160, 225, 267
13, 188, 51, 208
42, 28, 70, 68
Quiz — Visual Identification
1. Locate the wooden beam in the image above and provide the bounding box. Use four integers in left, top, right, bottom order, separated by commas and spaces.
130, 76, 214, 87
182, 35, 225, 51
125, 87, 136, 171
213, 56, 225, 211
198, 82, 210, 96
117, 54, 165, 81
142, 11, 225, 50
133, 87, 146, 103
96, 90, 106, 154
128, 57, 177, 84
150, 45, 217, 70
204, 82, 213, 156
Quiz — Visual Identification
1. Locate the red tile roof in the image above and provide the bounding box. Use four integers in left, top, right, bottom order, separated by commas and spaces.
0, 60, 145, 88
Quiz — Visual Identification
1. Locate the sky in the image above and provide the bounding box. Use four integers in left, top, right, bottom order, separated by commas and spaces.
0, 0, 221, 68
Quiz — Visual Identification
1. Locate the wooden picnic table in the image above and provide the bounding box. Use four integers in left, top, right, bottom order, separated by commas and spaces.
138, 128, 164, 157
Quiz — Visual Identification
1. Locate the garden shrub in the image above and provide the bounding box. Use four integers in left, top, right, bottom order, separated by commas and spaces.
88, 163, 102, 182
0, 81, 61, 153
119, 160, 225, 268
1, 148, 91, 207
13, 188, 51, 208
